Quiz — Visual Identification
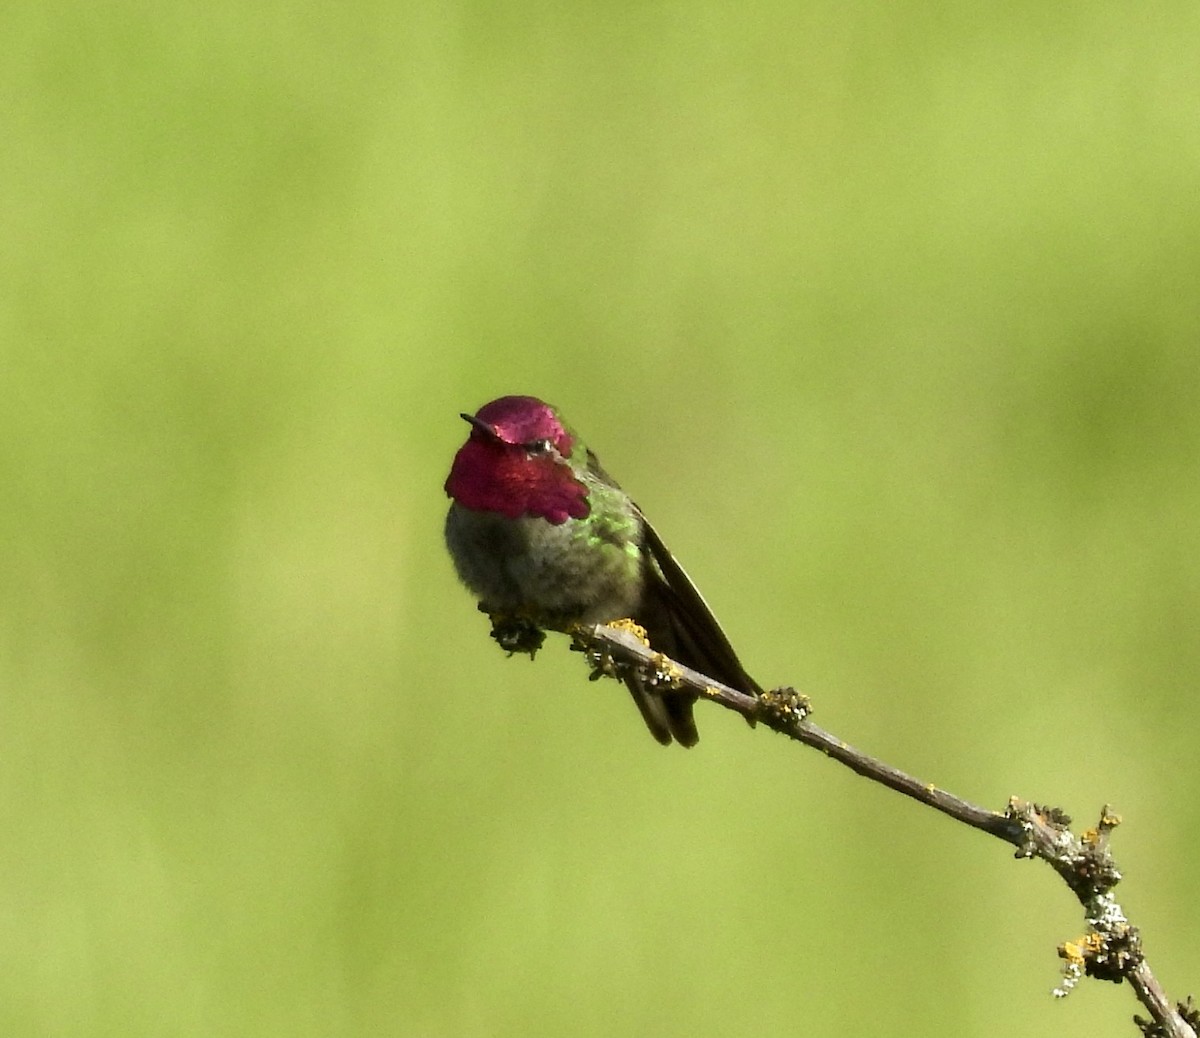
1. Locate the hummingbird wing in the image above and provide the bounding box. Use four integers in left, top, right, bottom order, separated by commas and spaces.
637, 511, 762, 697
585, 450, 760, 746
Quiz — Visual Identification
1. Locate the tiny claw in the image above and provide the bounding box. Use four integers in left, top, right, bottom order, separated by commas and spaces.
487, 613, 546, 658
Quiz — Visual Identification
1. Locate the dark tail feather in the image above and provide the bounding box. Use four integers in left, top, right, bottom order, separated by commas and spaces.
629, 513, 760, 747
662, 692, 699, 747
623, 674, 698, 747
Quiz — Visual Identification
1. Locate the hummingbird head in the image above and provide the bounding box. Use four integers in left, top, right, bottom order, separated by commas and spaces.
444, 396, 591, 524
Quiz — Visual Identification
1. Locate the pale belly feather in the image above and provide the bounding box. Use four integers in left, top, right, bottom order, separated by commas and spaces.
445, 503, 643, 626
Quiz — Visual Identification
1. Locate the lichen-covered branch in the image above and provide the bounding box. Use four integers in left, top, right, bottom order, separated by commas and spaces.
569, 622, 1196, 1038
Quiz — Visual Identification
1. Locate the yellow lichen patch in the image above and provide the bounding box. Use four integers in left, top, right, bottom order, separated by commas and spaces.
608, 617, 649, 645
1059, 932, 1105, 967
1082, 809, 1120, 847
1059, 941, 1086, 968
649, 653, 683, 683
1054, 941, 1087, 998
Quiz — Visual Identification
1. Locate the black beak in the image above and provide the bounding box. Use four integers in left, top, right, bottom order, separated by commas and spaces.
460, 412, 498, 439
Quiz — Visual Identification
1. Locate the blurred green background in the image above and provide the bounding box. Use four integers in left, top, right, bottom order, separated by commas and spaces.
4, 2, 1199, 1035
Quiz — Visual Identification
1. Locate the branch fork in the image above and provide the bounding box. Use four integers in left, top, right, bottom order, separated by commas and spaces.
560, 621, 1196, 1038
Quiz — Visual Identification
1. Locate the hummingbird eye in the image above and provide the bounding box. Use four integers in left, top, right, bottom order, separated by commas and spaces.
525, 438, 554, 456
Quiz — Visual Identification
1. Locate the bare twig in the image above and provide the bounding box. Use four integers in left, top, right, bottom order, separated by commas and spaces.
569, 622, 1196, 1038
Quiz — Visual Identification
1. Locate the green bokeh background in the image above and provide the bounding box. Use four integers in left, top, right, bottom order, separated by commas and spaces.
5, 3, 1199, 1035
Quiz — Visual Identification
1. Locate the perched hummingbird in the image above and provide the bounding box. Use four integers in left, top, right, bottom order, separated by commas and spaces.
444, 394, 760, 746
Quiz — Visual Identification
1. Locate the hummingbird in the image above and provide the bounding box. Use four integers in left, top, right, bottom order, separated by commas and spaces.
443, 394, 760, 746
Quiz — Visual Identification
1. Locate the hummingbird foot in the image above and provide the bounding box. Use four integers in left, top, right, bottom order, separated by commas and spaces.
569, 623, 637, 684
599, 620, 689, 693
570, 622, 684, 694
484, 610, 546, 658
